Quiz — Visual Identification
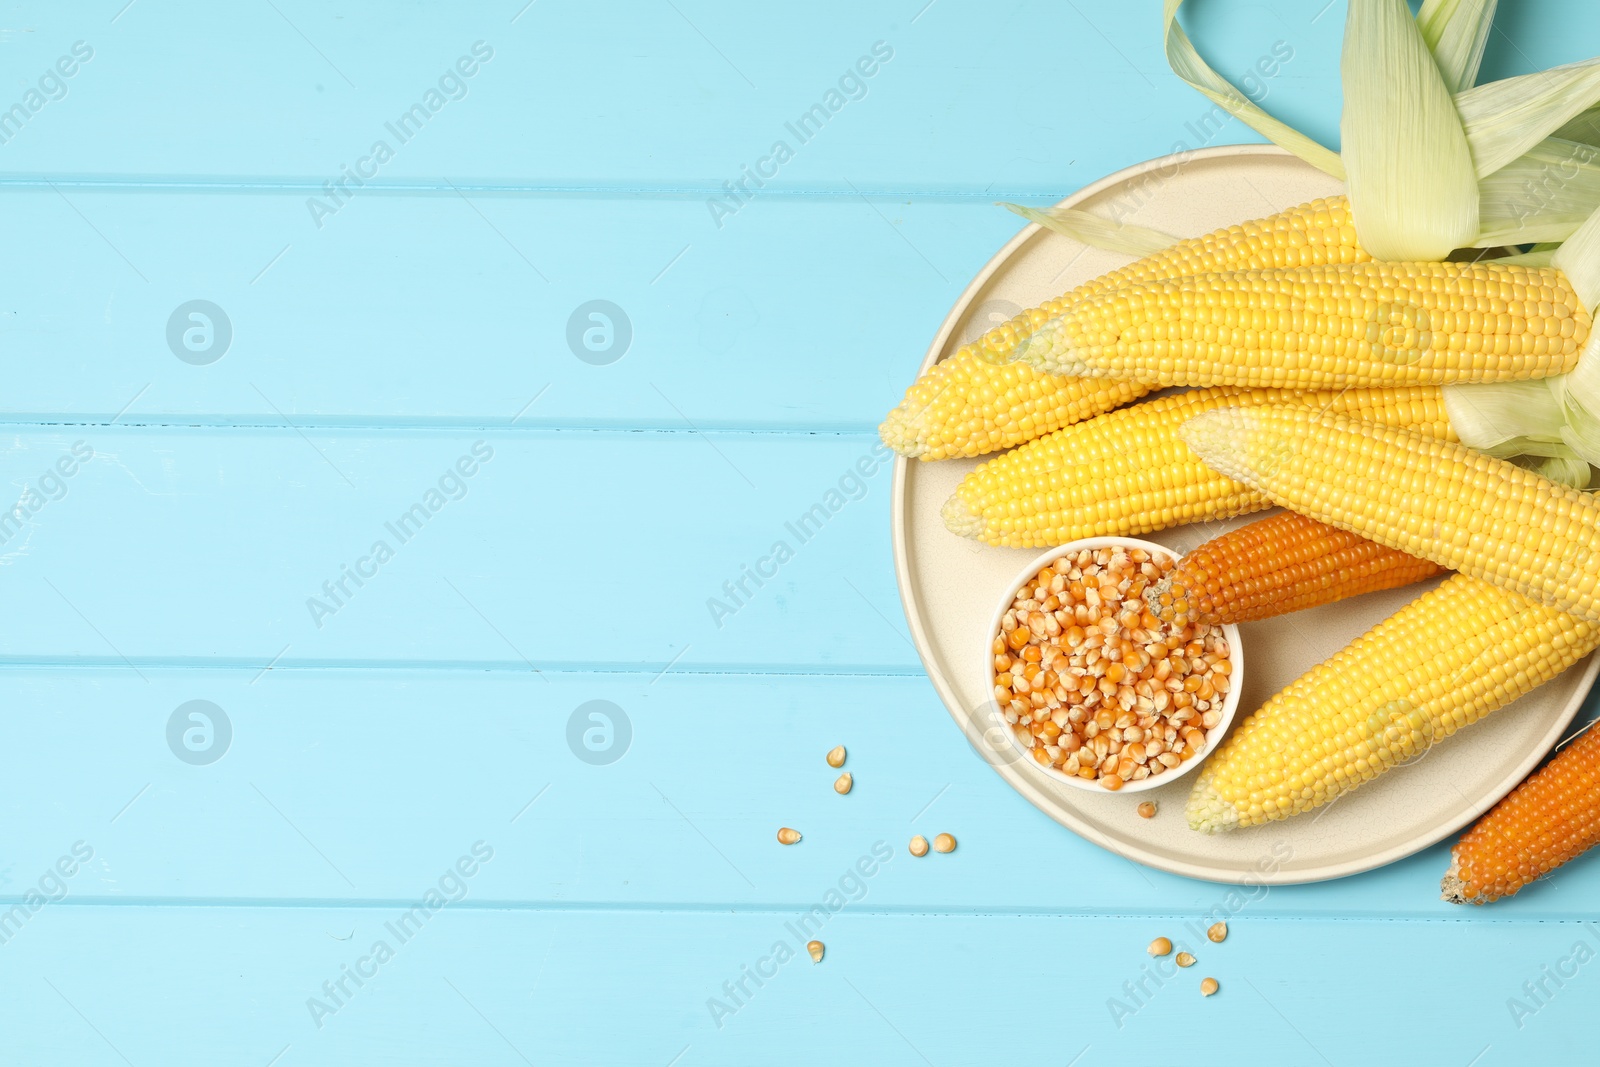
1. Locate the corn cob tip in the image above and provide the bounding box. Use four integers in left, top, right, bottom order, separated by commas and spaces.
878, 410, 926, 459
1177, 407, 1262, 486
1142, 575, 1187, 626
1440, 864, 1481, 905
941, 493, 983, 539
1184, 775, 1240, 834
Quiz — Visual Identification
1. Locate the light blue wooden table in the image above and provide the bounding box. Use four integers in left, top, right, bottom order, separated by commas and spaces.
1, 1, 1596, 1063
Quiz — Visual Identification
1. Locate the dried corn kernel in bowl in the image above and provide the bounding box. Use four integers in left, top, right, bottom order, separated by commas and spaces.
989, 541, 1239, 791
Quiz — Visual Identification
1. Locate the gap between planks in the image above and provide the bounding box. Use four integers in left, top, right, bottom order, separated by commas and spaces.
0, 658, 927, 678
0, 419, 886, 436
0, 897, 1581, 923
0, 175, 1116, 203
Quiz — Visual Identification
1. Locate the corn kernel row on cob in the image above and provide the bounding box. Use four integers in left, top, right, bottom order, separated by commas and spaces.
942, 385, 1453, 548
1180, 405, 1600, 625
881, 197, 1368, 460
1148, 512, 1443, 627
878, 359, 1149, 460
1444, 723, 1600, 904
961, 197, 1368, 367
1187, 575, 1600, 833
1017, 261, 1590, 390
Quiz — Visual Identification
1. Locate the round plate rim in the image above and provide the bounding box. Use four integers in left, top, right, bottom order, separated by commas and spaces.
889, 143, 1600, 885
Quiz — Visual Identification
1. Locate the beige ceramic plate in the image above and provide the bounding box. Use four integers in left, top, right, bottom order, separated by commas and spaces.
891, 144, 1600, 884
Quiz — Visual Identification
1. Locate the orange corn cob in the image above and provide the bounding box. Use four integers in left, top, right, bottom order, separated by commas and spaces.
1443, 723, 1600, 904
1149, 512, 1444, 627
1180, 405, 1600, 624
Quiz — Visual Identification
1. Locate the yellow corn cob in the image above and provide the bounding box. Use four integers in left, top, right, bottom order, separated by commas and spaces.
965, 197, 1368, 367
881, 197, 1368, 460
879, 361, 1149, 460
943, 386, 1453, 548
1187, 575, 1599, 833
1180, 405, 1600, 624
1017, 261, 1590, 390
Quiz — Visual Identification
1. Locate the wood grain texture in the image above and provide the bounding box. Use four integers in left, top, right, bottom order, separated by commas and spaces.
2, 0, 1598, 1063
0, 428, 908, 668
1, 909, 1595, 1066
0, 193, 1000, 427
1, 668, 1596, 916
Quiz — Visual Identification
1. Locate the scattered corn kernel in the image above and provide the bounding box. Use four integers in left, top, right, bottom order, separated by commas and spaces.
933, 833, 957, 854
807, 940, 825, 963
777, 827, 802, 845
1200, 977, 1219, 997
1148, 937, 1172, 957
1207, 921, 1228, 943
1137, 801, 1157, 819
1176, 952, 1196, 968
834, 772, 853, 795
909, 835, 930, 857
826, 745, 846, 768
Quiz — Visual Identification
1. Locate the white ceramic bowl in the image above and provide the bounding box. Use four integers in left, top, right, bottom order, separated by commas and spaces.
983, 536, 1245, 795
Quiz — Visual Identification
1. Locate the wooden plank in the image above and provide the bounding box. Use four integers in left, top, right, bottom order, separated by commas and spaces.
0, 429, 912, 669
0, 1, 1358, 191
0, 905, 1590, 1065
4, 667, 1596, 917
0, 192, 1005, 427
1, 5, 1598, 1063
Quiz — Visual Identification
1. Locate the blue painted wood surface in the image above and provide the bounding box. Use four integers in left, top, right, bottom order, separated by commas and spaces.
2, 1, 1597, 1063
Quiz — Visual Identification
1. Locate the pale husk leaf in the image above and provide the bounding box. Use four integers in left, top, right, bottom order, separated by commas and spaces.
1417, 0, 1497, 93
1443, 379, 1570, 458
1554, 104, 1600, 148
1551, 197, 1600, 311
1162, 0, 1344, 178
1474, 138, 1600, 246
1517, 454, 1594, 489
1457, 58, 1600, 177
1000, 203, 1180, 257
1340, 0, 1480, 259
